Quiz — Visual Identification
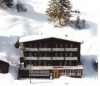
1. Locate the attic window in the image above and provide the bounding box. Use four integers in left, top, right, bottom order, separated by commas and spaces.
56, 44, 58, 48
70, 44, 73, 48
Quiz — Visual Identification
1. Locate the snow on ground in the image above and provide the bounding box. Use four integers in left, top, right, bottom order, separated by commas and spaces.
0, 0, 98, 86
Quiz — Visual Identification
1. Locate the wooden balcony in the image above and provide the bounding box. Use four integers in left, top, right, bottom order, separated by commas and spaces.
52, 48, 64, 51
25, 48, 38, 51
65, 57, 77, 60
65, 48, 78, 51
39, 48, 51, 51
52, 57, 64, 60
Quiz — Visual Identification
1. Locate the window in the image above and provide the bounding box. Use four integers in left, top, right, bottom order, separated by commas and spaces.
38, 61, 41, 66
60, 44, 63, 48
29, 43, 32, 47
66, 44, 67, 47
60, 61, 62, 66
65, 61, 67, 65
44, 61, 46, 66
29, 52, 32, 56
44, 44, 47, 48
40, 52, 41, 57
34, 61, 36, 66
34, 52, 36, 57
65, 53, 67, 57
56, 44, 58, 48
70, 44, 73, 48
69, 61, 72, 65
55, 52, 57, 57
39, 44, 41, 48
70, 53, 72, 57
45, 52, 47, 57
60, 52, 63, 57
34, 44, 36, 48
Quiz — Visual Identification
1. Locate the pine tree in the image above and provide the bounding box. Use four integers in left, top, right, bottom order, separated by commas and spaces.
75, 15, 80, 29
46, 0, 72, 26
82, 19, 86, 28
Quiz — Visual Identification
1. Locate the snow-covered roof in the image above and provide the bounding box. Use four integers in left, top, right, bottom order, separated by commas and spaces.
19, 34, 83, 43
0, 55, 8, 63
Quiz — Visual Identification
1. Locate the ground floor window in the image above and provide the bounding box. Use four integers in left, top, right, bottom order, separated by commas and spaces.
29, 70, 50, 76
59, 69, 82, 77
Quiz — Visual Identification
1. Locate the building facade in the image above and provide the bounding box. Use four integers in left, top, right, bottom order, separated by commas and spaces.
18, 36, 83, 79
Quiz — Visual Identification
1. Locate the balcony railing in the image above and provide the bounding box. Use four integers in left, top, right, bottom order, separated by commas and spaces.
25, 57, 52, 60
52, 57, 64, 60
25, 57, 77, 60
65, 48, 78, 51
65, 57, 77, 60
39, 48, 51, 51
25, 48, 38, 51
25, 65, 83, 70
25, 57, 38, 60
21, 47, 78, 52
52, 48, 64, 51
39, 57, 51, 60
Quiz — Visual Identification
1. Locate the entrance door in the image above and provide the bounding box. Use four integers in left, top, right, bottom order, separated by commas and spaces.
52, 70, 59, 79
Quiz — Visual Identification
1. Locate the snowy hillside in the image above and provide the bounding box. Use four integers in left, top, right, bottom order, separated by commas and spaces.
0, 0, 98, 86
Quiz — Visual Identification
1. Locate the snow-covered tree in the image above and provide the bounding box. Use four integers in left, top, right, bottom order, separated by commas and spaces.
0, 0, 13, 8
0, 1, 7, 9
75, 15, 80, 29
16, 1, 27, 12
46, 0, 72, 26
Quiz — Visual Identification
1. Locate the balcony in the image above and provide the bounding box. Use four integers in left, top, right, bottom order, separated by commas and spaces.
52, 48, 64, 51
52, 57, 64, 60
39, 57, 51, 60
65, 48, 78, 51
65, 57, 77, 60
25, 48, 38, 51
25, 65, 83, 70
39, 48, 51, 51
25, 57, 38, 60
